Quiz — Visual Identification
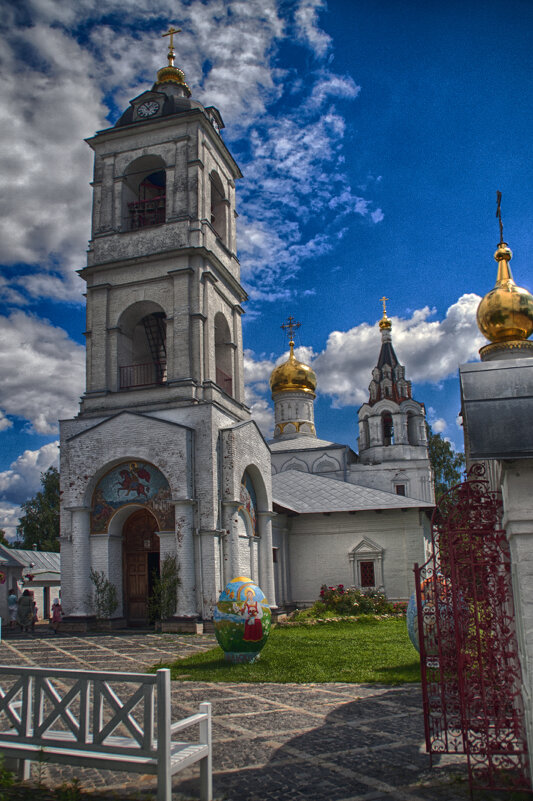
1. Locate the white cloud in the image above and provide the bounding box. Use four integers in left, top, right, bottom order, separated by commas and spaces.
313, 294, 485, 408
0, 441, 59, 506
244, 294, 485, 437
0, 503, 21, 542
0, 412, 13, 432
294, 0, 332, 56
0, 312, 85, 433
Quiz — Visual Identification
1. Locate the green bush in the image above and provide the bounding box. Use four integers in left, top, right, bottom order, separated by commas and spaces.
308, 584, 397, 616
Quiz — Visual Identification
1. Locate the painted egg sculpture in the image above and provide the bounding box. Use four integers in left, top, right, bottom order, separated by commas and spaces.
214, 577, 271, 663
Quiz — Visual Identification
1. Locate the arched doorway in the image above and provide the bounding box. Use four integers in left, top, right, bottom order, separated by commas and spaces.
122, 509, 160, 626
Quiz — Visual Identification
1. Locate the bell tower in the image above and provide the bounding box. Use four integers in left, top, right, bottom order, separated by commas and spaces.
80, 26, 246, 418
59, 31, 275, 630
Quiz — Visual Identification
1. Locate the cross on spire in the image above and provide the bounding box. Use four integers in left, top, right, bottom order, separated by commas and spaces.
281, 315, 301, 345
162, 26, 181, 67
380, 296, 389, 317
496, 190, 504, 245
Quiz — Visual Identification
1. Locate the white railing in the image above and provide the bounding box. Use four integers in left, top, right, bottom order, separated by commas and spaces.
0, 665, 211, 801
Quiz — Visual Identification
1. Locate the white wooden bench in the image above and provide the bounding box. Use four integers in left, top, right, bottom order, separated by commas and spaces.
0, 665, 212, 801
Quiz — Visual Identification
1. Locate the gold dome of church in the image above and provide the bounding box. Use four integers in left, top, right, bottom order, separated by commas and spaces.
476, 242, 533, 343
270, 341, 317, 396
156, 26, 191, 95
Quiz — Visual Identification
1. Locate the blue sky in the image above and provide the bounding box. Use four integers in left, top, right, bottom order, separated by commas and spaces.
1, 0, 532, 537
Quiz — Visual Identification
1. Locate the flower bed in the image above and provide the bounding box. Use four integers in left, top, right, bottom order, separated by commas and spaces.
287, 584, 407, 621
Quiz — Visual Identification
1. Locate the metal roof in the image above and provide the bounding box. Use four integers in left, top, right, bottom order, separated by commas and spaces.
272, 470, 433, 514
269, 436, 345, 453
0, 545, 60, 579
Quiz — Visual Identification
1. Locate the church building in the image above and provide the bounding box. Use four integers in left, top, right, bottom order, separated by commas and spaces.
59, 32, 433, 627
268, 309, 434, 607
59, 31, 274, 628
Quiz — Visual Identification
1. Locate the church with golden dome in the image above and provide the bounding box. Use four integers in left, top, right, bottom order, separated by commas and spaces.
58, 31, 436, 630
267, 307, 434, 607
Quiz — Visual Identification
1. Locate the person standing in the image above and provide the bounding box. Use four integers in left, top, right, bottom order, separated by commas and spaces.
7, 588, 17, 629
16, 590, 33, 633
51, 598, 62, 635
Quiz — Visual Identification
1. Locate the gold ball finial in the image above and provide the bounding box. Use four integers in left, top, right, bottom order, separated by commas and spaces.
378, 296, 392, 330
156, 26, 191, 94
476, 194, 533, 349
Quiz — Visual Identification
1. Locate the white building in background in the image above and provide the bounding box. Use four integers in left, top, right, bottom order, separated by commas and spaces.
59, 34, 433, 628
269, 308, 434, 607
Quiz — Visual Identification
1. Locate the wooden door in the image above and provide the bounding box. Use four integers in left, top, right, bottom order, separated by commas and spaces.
123, 509, 159, 625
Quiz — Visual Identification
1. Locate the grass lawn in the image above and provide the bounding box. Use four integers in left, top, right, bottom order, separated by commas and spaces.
159, 617, 420, 684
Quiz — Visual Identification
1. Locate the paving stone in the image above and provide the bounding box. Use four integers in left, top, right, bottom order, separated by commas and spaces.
0, 630, 475, 800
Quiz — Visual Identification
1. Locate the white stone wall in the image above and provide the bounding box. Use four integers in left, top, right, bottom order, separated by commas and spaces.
285, 509, 428, 604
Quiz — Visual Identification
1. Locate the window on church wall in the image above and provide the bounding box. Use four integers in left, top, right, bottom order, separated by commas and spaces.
122, 156, 166, 231
210, 171, 227, 246
214, 312, 233, 397
395, 484, 406, 496
382, 413, 394, 446
359, 560, 376, 588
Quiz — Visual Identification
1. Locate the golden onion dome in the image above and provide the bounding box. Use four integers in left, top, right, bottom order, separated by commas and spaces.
476, 243, 533, 343
270, 341, 317, 396
379, 312, 392, 331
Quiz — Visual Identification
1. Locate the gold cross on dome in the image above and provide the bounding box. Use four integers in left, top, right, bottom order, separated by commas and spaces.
496, 190, 504, 245
380, 296, 389, 316
162, 26, 181, 66
281, 315, 301, 343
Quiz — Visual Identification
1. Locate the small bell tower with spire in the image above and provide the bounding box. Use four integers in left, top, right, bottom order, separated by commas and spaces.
354, 299, 433, 502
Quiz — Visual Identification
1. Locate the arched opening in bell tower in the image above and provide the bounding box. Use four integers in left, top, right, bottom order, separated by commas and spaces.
118, 301, 167, 389
214, 312, 233, 396
123, 155, 166, 230
382, 412, 394, 446
210, 171, 227, 245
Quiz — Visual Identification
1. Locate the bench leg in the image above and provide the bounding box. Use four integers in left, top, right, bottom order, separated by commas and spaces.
199, 702, 212, 801
200, 755, 212, 801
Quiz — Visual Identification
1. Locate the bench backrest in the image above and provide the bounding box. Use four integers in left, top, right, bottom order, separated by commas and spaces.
0, 665, 169, 758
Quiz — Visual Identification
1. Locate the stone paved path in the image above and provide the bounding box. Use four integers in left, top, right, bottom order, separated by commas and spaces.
0, 628, 474, 800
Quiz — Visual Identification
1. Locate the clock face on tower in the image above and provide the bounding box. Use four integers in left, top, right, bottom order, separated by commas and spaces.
137, 101, 160, 119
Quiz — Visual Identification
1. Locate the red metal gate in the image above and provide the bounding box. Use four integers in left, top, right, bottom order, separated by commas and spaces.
415, 463, 531, 794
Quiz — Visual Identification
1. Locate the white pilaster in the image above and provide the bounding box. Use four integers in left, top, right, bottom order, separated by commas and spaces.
502, 459, 533, 781
257, 511, 276, 608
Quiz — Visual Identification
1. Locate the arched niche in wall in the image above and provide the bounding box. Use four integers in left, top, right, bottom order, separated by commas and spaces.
312, 455, 341, 474
281, 457, 309, 473
122, 155, 166, 230
214, 312, 233, 396
91, 460, 174, 534
117, 301, 167, 389
210, 170, 227, 245
238, 471, 258, 538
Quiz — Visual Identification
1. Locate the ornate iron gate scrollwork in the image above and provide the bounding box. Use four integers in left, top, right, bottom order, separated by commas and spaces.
415, 463, 531, 794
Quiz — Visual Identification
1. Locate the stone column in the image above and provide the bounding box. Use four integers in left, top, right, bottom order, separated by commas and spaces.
392, 413, 408, 445
222, 501, 240, 585
66, 507, 92, 617
257, 511, 276, 608
368, 417, 382, 447
502, 459, 533, 774
173, 500, 197, 618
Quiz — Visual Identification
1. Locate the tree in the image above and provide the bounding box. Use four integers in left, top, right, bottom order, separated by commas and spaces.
0, 530, 10, 547
148, 555, 180, 623
15, 467, 60, 552
427, 425, 466, 502
89, 569, 119, 619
